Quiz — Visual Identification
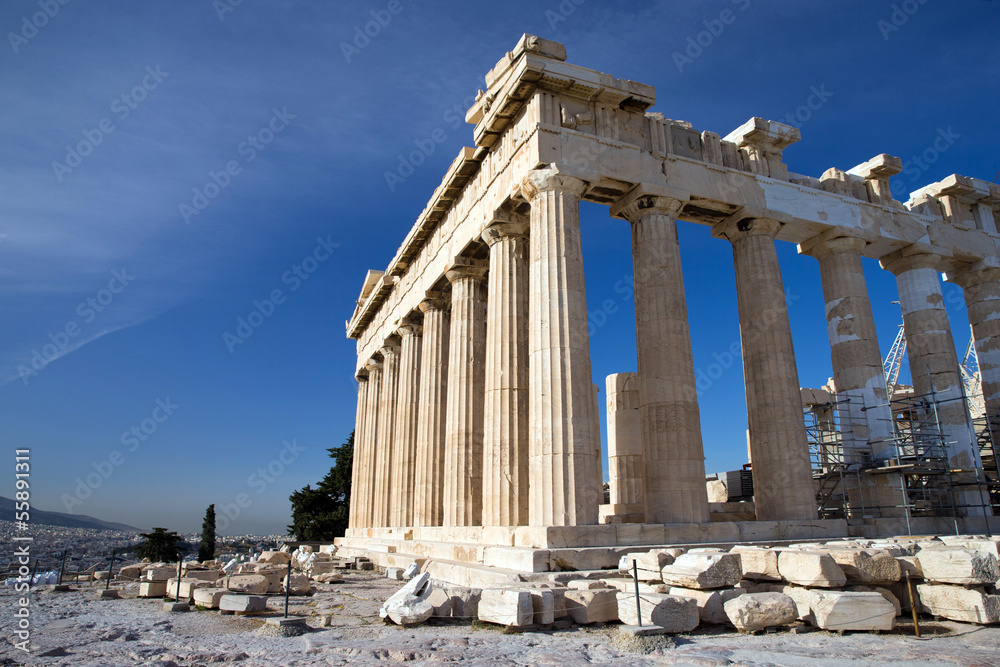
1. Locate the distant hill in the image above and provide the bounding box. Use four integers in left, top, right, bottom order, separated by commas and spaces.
0, 496, 143, 532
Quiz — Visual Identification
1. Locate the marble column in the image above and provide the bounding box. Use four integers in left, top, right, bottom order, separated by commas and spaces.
372, 342, 400, 527
360, 359, 383, 529
521, 166, 600, 526
800, 235, 894, 456
413, 297, 450, 527
348, 371, 369, 531
443, 264, 488, 527
948, 264, 1000, 416
481, 220, 530, 527
606, 372, 645, 518
591, 383, 604, 501
801, 234, 904, 516
882, 249, 985, 514
390, 324, 423, 527
714, 216, 817, 521
614, 191, 710, 524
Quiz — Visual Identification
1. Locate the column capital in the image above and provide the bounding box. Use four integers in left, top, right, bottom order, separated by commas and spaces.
445, 258, 488, 283
610, 183, 689, 222
879, 244, 952, 275
364, 358, 383, 373
418, 292, 450, 313
481, 220, 528, 247
945, 259, 1000, 288
712, 215, 782, 243
397, 323, 423, 337
798, 232, 868, 259
519, 165, 589, 201
356, 370, 369, 383
379, 342, 401, 358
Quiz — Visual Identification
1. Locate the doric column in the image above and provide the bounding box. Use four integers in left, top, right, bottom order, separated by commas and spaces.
521, 166, 600, 526
591, 383, 604, 498
443, 263, 488, 527
882, 249, 985, 514
413, 296, 450, 527
947, 263, 1000, 415
612, 188, 709, 524
800, 234, 894, 455
606, 373, 645, 519
359, 359, 383, 529
714, 216, 817, 521
348, 371, 369, 531
390, 323, 422, 527
372, 342, 400, 527
481, 219, 530, 527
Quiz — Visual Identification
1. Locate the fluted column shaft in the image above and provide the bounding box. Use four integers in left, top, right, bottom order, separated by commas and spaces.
482, 221, 530, 527
803, 236, 893, 455
606, 373, 645, 510
413, 299, 450, 527
616, 194, 709, 524
348, 373, 369, 531
360, 361, 382, 529
372, 344, 400, 527
522, 166, 599, 526
390, 325, 422, 527
443, 266, 488, 526
883, 251, 984, 514
716, 217, 817, 521
950, 266, 1000, 415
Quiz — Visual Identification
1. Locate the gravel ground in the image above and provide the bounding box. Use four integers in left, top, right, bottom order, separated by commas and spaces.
2, 573, 999, 666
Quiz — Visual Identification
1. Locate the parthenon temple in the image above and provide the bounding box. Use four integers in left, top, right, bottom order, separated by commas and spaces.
336, 35, 1000, 581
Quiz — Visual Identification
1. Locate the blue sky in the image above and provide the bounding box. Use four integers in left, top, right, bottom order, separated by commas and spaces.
1, 1, 997, 535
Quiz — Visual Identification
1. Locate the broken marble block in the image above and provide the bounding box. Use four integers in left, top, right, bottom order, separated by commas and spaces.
258, 550, 291, 565
917, 584, 1000, 624
220, 594, 267, 613
380, 572, 432, 626
724, 592, 798, 632
138, 581, 167, 598
621, 549, 680, 581
660, 553, 742, 590
810, 591, 896, 631
226, 574, 269, 595
530, 588, 555, 625
827, 549, 901, 583
669, 587, 745, 625
283, 573, 312, 595
447, 586, 481, 619
776, 551, 847, 588
420, 585, 452, 618
916, 548, 999, 585
145, 567, 174, 582
564, 588, 619, 624
478, 589, 533, 627
729, 546, 780, 581
192, 587, 228, 609
617, 592, 699, 632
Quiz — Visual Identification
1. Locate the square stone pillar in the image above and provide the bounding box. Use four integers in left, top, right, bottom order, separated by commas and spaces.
443, 262, 488, 527
883, 248, 987, 515
413, 296, 450, 527
390, 323, 422, 527
521, 166, 600, 526
348, 371, 369, 531
714, 216, 817, 521
612, 187, 709, 524
606, 372, 645, 521
481, 219, 530, 527
372, 342, 401, 527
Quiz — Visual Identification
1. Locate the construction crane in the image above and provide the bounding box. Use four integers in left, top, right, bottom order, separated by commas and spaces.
960, 326, 985, 419
883, 302, 907, 399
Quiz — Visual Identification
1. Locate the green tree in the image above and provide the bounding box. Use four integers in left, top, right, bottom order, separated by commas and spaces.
198, 504, 216, 561
134, 527, 183, 562
288, 431, 353, 540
